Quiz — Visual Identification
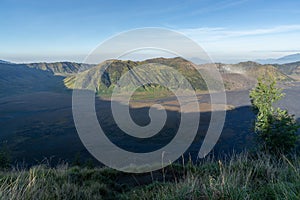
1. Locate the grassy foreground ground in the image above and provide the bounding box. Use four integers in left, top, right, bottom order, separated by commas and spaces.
0, 153, 299, 200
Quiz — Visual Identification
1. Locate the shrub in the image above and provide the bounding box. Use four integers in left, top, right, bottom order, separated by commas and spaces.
250, 76, 299, 155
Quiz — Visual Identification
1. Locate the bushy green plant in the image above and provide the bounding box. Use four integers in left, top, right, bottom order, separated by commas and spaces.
250, 76, 299, 155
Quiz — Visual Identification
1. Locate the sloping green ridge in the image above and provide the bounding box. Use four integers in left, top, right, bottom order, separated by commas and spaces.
27, 62, 93, 76
64, 58, 211, 94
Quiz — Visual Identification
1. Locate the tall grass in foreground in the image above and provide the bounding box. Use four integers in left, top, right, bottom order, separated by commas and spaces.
0, 153, 299, 200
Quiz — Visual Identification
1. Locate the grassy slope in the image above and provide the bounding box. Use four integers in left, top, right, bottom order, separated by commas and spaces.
1, 59, 293, 100
64, 59, 296, 99
26, 62, 93, 76
64, 58, 221, 96
0, 153, 299, 200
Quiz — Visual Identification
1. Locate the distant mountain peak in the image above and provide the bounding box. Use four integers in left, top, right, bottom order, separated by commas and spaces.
237, 61, 261, 66
257, 53, 300, 64
280, 53, 300, 60
0, 60, 12, 64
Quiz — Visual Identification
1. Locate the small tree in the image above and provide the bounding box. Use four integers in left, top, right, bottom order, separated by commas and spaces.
250, 76, 299, 155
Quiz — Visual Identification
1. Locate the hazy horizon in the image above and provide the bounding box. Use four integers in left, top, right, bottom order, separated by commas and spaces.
1, 52, 300, 65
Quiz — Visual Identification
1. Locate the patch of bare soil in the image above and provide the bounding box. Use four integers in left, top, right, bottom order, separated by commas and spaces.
221, 73, 256, 90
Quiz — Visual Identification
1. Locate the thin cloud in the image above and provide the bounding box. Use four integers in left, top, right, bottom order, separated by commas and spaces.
180, 25, 300, 42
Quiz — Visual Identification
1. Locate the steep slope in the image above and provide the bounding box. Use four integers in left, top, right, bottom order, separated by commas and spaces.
197, 61, 294, 90
143, 57, 222, 91
274, 61, 300, 74
27, 62, 93, 76
219, 61, 293, 80
0, 63, 67, 97
0, 58, 294, 99
64, 58, 217, 95
274, 61, 300, 80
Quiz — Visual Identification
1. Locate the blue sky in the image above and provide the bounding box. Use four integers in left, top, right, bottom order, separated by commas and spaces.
1, 0, 300, 63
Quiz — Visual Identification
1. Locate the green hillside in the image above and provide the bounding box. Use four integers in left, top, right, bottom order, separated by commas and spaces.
27, 62, 93, 76
64, 58, 214, 97
0, 58, 297, 99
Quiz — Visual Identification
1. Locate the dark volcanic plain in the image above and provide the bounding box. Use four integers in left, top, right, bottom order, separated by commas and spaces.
1, 83, 299, 165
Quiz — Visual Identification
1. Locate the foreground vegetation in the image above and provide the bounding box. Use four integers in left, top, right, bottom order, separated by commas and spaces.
0, 153, 299, 200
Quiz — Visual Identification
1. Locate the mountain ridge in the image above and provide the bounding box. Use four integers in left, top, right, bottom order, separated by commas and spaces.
0, 60, 13, 64
27, 62, 94, 76
64, 57, 211, 94
257, 53, 300, 64
65, 58, 295, 94
0, 63, 67, 97
0, 57, 297, 98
